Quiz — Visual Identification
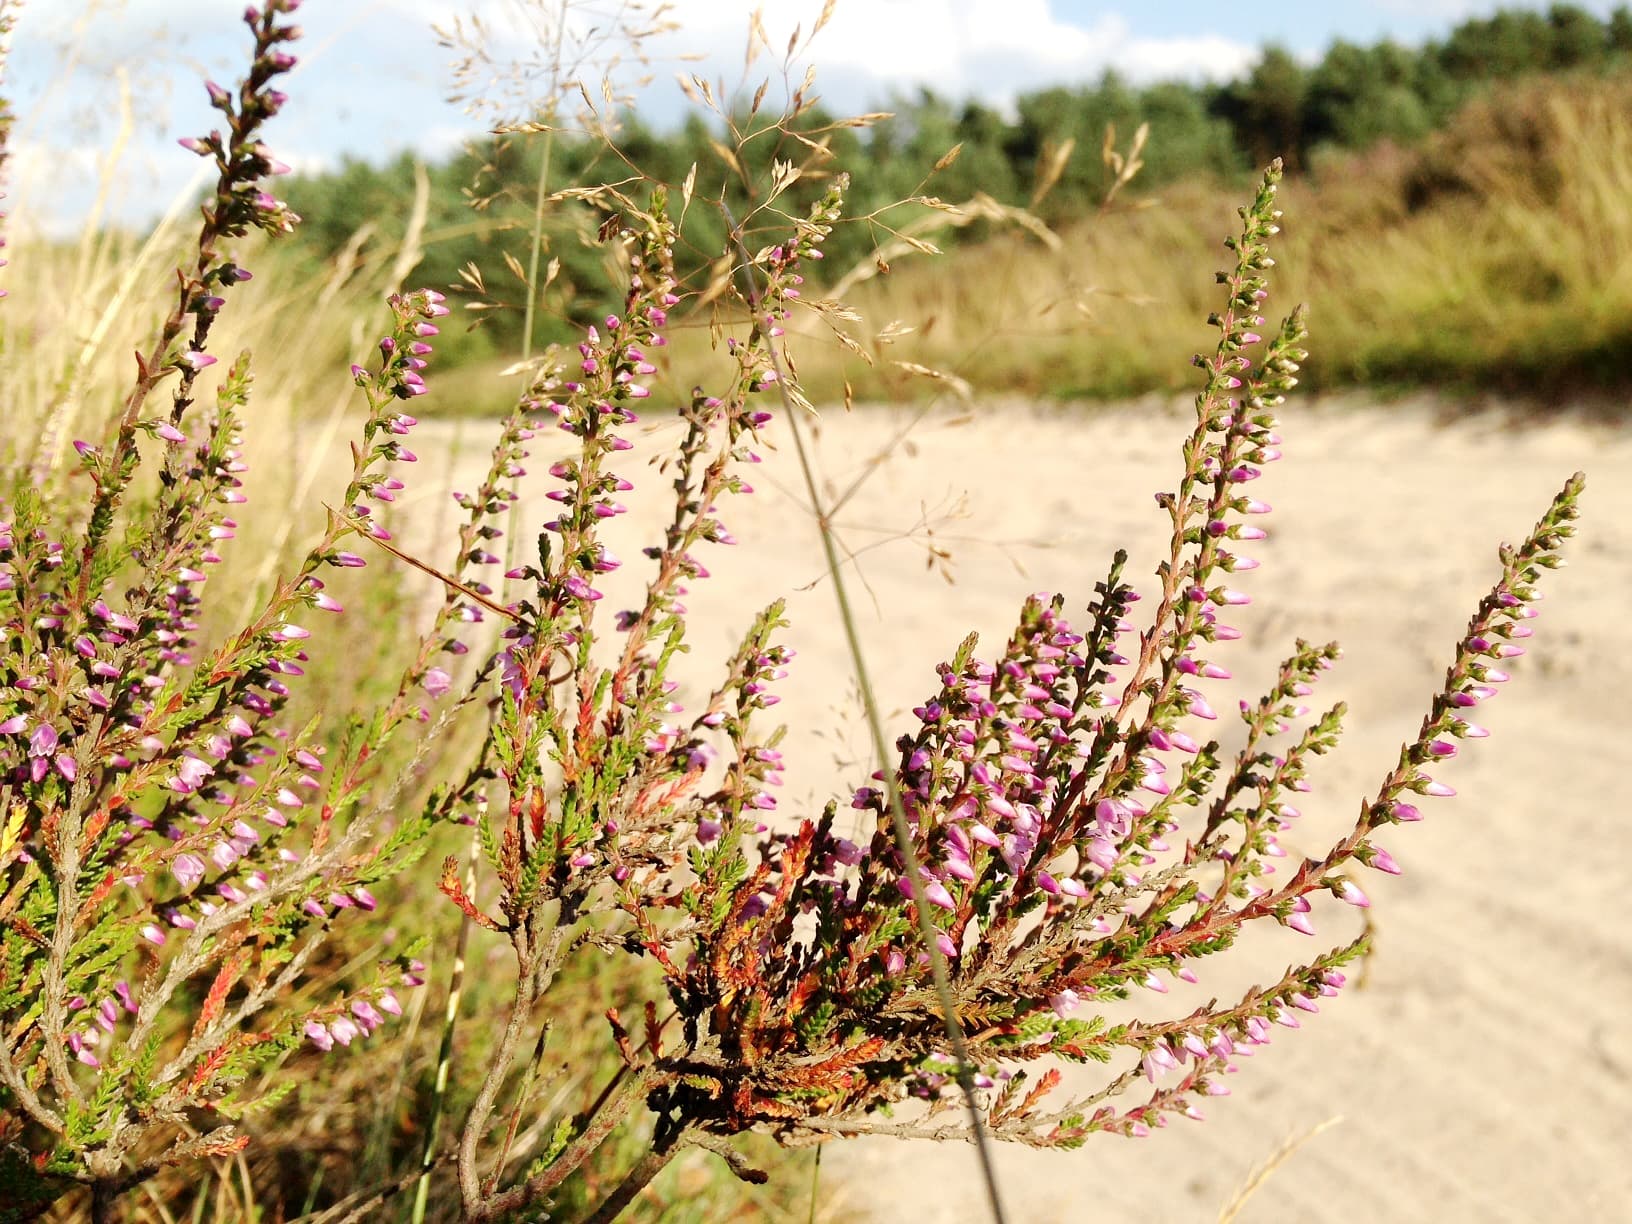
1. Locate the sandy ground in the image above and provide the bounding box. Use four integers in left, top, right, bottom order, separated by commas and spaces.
407, 393, 1630, 1224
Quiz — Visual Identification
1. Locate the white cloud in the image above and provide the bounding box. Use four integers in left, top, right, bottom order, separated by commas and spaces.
1117, 34, 1257, 82
364, 0, 1257, 118
7, 0, 1261, 229
651, 1, 1255, 105
1369, 0, 1488, 14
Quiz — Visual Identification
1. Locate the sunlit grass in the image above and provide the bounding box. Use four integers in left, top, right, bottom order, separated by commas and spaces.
29, 75, 1626, 431
685, 74, 1632, 410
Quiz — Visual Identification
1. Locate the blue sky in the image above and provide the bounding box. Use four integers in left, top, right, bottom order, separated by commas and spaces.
3, 0, 1622, 233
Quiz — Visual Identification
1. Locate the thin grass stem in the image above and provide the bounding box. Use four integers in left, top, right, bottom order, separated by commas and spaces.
721, 201, 1010, 1224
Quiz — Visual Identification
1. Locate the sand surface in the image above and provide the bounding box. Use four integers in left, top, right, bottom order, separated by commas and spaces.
410, 394, 1630, 1223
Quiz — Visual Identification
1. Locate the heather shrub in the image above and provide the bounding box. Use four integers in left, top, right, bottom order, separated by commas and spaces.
0, 3, 1584, 1222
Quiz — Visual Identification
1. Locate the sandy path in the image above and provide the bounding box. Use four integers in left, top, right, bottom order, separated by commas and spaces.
408, 394, 1631, 1223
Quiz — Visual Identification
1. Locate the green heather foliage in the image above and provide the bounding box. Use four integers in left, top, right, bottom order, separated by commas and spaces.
0, 3, 1588, 1222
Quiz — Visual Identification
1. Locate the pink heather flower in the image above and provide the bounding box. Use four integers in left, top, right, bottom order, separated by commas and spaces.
305, 1019, 334, 1052
171, 854, 207, 890
422, 667, 452, 697
1142, 1042, 1179, 1082
1338, 879, 1371, 908
800, 831, 851, 867
1049, 989, 1082, 1016
29, 724, 58, 757
1368, 846, 1403, 875
176, 350, 217, 372
328, 1016, 359, 1046
0, 714, 26, 736
174, 755, 213, 790
140, 924, 167, 946
352, 999, 384, 1032
377, 989, 403, 1017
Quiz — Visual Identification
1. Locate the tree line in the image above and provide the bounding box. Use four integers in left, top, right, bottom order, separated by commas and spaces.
285, 3, 1632, 360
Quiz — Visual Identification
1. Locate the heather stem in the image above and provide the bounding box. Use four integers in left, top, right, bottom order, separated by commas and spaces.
465, 1067, 662, 1222
580, 1137, 685, 1224
457, 942, 542, 1211
457, 904, 570, 1212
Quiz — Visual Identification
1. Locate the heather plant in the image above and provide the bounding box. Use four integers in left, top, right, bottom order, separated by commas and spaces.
0, 3, 1587, 1222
